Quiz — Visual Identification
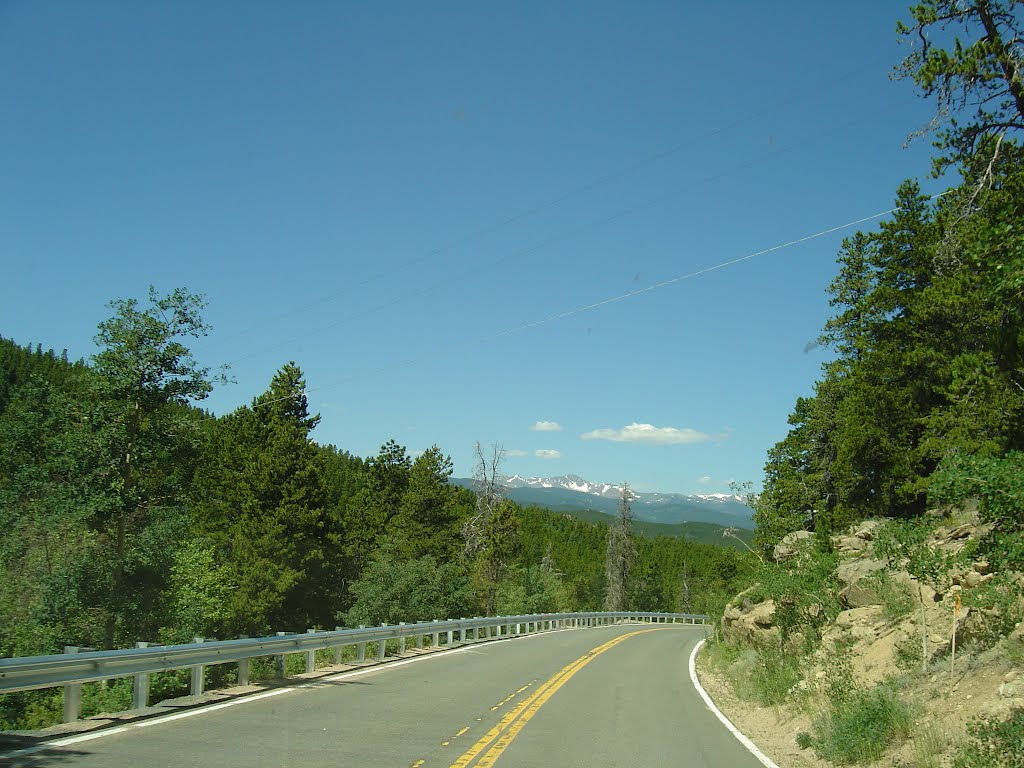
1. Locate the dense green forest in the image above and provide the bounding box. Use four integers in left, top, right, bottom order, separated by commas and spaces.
0, 308, 749, 726
753, 1, 1024, 568
5, 0, 1024, 745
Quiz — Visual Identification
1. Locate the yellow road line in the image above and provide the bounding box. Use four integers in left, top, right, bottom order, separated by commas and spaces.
448, 628, 663, 768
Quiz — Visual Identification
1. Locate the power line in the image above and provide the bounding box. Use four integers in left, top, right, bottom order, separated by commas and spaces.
233, 192, 944, 412
225, 98, 908, 368
204, 55, 892, 354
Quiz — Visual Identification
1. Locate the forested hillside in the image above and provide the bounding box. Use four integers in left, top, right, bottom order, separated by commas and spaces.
704, 3, 1024, 764
753, 2, 1024, 562
0, 307, 749, 728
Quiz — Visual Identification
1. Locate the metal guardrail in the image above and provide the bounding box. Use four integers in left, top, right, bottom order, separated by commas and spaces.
0, 611, 706, 724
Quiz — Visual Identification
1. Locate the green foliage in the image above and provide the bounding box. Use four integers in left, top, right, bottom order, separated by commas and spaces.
802, 655, 915, 765
931, 452, 1024, 534
863, 570, 916, 623
808, 684, 914, 765
705, 638, 802, 707
159, 539, 237, 643
341, 551, 473, 627
952, 709, 1024, 768
959, 573, 1024, 650
895, 0, 1024, 174
873, 518, 961, 588
496, 565, 570, 615
746, 547, 841, 646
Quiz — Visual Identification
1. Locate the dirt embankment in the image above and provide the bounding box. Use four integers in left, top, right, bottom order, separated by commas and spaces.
696, 519, 1024, 766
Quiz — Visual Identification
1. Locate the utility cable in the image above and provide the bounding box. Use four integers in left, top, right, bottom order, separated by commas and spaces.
238, 190, 950, 413
225, 99, 908, 367
203, 55, 893, 353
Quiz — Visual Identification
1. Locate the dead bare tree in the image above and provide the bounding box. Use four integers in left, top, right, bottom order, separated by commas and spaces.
462, 441, 506, 557
462, 442, 517, 615
604, 483, 637, 611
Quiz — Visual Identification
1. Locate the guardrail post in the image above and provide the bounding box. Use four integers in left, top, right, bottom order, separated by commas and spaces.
334, 627, 345, 665
191, 638, 206, 696
357, 626, 366, 662
377, 625, 386, 661
447, 625, 454, 646
275, 632, 287, 678
398, 623, 406, 655
432, 620, 440, 648
306, 629, 317, 674
238, 636, 251, 686
415, 624, 423, 649
133, 642, 150, 709
62, 646, 82, 723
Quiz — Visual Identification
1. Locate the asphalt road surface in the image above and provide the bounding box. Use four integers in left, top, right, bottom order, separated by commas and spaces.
1, 624, 767, 768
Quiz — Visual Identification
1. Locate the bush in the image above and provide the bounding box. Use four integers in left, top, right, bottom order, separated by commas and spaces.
930, 452, 1024, 534
952, 709, 1024, 768
809, 685, 913, 764
860, 570, 915, 623
341, 553, 473, 627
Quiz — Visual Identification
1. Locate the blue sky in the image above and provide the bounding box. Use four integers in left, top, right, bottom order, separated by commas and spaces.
1, 2, 948, 493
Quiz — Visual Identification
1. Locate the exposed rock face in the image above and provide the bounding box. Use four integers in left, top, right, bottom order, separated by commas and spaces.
834, 557, 930, 609
832, 520, 885, 555
722, 588, 780, 646
927, 522, 994, 554
772, 530, 814, 563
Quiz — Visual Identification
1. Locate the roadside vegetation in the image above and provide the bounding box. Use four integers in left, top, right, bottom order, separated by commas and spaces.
703, 2, 1024, 765
0, 308, 750, 729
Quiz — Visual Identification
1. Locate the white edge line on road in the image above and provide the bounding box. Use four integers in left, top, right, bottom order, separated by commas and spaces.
0, 624, 603, 760
688, 639, 782, 768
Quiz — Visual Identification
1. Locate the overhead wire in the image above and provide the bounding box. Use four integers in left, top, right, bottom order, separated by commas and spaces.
203, 55, 893, 353
224, 98, 909, 367
237, 190, 951, 414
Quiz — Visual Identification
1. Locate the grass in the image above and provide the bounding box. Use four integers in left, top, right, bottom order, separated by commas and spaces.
704, 635, 803, 707
910, 718, 952, 768
808, 684, 914, 764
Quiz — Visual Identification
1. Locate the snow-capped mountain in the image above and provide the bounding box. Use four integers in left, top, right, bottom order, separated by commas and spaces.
453, 474, 754, 529
504, 473, 626, 499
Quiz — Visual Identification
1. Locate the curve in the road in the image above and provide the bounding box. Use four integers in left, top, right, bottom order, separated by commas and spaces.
688, 639, 781, 768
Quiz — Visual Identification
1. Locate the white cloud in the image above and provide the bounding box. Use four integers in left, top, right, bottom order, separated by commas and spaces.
535, 449, 562, 459
506, 448, 528, 457
531, 420, 564, 432
581, 422, 712, 445
698, 475, 713, 485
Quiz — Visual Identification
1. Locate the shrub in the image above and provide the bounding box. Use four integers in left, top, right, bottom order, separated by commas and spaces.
809, 685, 913, 764
723, 646, 801, 707
952, 709, 1024, 768
860, 570, 915, 623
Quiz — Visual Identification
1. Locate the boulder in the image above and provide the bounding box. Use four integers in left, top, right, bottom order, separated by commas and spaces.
848, 519, 884, 541
837, 558, 886, 588
834, 535, 869, 554
721, 595, 780, 646
773, 530, 814, 562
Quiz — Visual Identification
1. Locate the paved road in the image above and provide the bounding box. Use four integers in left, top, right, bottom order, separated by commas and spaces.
2, 624, 765, 768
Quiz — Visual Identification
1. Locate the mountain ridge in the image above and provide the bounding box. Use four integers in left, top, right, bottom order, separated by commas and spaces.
451, 473, 755, 529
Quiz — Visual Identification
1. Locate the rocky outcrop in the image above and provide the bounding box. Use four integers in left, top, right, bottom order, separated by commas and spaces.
721, 588, 779, 646
832, 519, 884, 555
772, 530, 814, 562
836, 557, 887, 608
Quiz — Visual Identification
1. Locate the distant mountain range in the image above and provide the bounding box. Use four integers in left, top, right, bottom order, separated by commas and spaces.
450, 473, 755, 530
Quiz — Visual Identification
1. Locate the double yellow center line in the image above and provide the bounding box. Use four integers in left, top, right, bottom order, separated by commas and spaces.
448, 628, 662, 767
